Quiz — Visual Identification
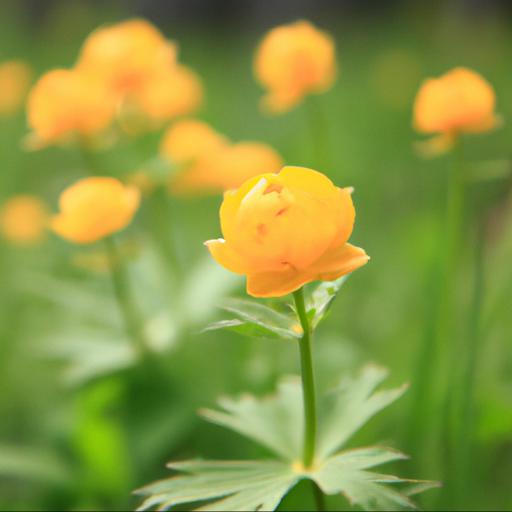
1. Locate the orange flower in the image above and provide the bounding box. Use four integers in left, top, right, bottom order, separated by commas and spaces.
76, 19, 176, 97
160, 119, 228, 164
26, 68, 115, 147
413, 67, 498, 154
51, 177, 140, 244
0, 60, 32, 115
0, 195, 49, 246
134, 64, 203, 123
172, 141, 283, 194
205, 166, 368, 297
254, 21, 336, 114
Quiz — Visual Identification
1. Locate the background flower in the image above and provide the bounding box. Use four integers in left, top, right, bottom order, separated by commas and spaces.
0, 195, 49, 245
51, 177, 140, 244
254, 20, 336, 113
0, 60, 32, 116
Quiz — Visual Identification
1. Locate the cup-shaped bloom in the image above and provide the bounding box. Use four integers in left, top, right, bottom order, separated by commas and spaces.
254, 20, 336, 114
0, 195, 49, 246
77, 19, 176, 97
413, 67, 498, 137
27, 68, 116, 146
51, 177, 140, 244
205, 166, 369, 297
172, 142, 283, 194
160, 119, 228, 165
133, 65, 203, 123
0, 60, 32, 115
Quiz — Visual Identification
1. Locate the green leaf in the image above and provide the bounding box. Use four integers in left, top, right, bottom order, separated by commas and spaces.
135, 459, 300, 511
200, 377, 303, 461
206, 298, 300, 341
317, 364, 408, 459
202, 319, 288, 340
137, 367, 437, 511
201, 365, 406, 462
0, 444, 71, 485
307, 275, 349, 328
312, 447, 420, 510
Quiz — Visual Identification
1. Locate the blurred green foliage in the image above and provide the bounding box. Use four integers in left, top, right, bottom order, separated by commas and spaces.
1, 1, 512, 510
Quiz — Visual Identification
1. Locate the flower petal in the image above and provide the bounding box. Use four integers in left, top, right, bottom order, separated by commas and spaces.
204, 238, 250, 274
246, 267, 312, 298
312, 243, 369, 278
279, 166, 337, 199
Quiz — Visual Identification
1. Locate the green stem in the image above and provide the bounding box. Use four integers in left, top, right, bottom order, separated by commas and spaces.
455, 217, 486, 504
104, 236, 148, 359
438, 138, 466, 508
305, 95, 331, 173
292, 288, 317, 469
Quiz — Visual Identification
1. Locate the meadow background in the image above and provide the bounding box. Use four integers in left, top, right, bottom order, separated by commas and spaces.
1, 0, 512, 510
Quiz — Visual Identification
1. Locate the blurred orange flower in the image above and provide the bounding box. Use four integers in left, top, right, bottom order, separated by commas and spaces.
77, 18, 198, 127
254, 20, 336, 114
0, 60, 32, 115
160, 118, 228, 165
51, 177, 140, 244
205, 166, 368, 297
26, 68, 116, 147
172, 141, 283, 194
77, 19, 176, 97
0, 195, 49, 246
413, 67, 498, 155
134, 64, 203, 123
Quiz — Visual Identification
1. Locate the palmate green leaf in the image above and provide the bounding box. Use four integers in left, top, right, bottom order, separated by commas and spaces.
135, 448, 437, 511
204, 298, 300, 341
311, 447, 426, 511
200, 378, 303, 461
135, 459, 300, 512
201, 365, 405, 462
137, 367, 437, 511
307, 275, 349, 328
317, 364, 408, 459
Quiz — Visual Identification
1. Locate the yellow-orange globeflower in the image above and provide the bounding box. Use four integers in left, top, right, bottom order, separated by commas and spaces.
0, 195, 49, 246
254, 20, 336, 114
27, 68, 115, 147
51, 177, 140, 244
413, 67, 498, 154
134, 64, 203, 123
0, 60, 32, 115
160, 119, 228, 165
172, 141, 283, 194
205, 166, 369, 297
77, 19, 176, 97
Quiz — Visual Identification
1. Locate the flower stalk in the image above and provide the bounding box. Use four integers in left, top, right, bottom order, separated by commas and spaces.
293, 287, 326, 511
104, 235, 148, 359
293, 287, 317, 469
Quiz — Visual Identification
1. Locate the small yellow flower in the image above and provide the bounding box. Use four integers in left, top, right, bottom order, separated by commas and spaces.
51, 177, 140, 244
0, 60, 32, 115
172, 141, 283, 194
0, 195, 49, 246
254, 20, 336, 114
76, 19, 176, 97
205, 166, 369, 297
134, 64, 203, 123
160, 119, 228, 165
413, 67, 498, 155
26, 68, 116, 147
